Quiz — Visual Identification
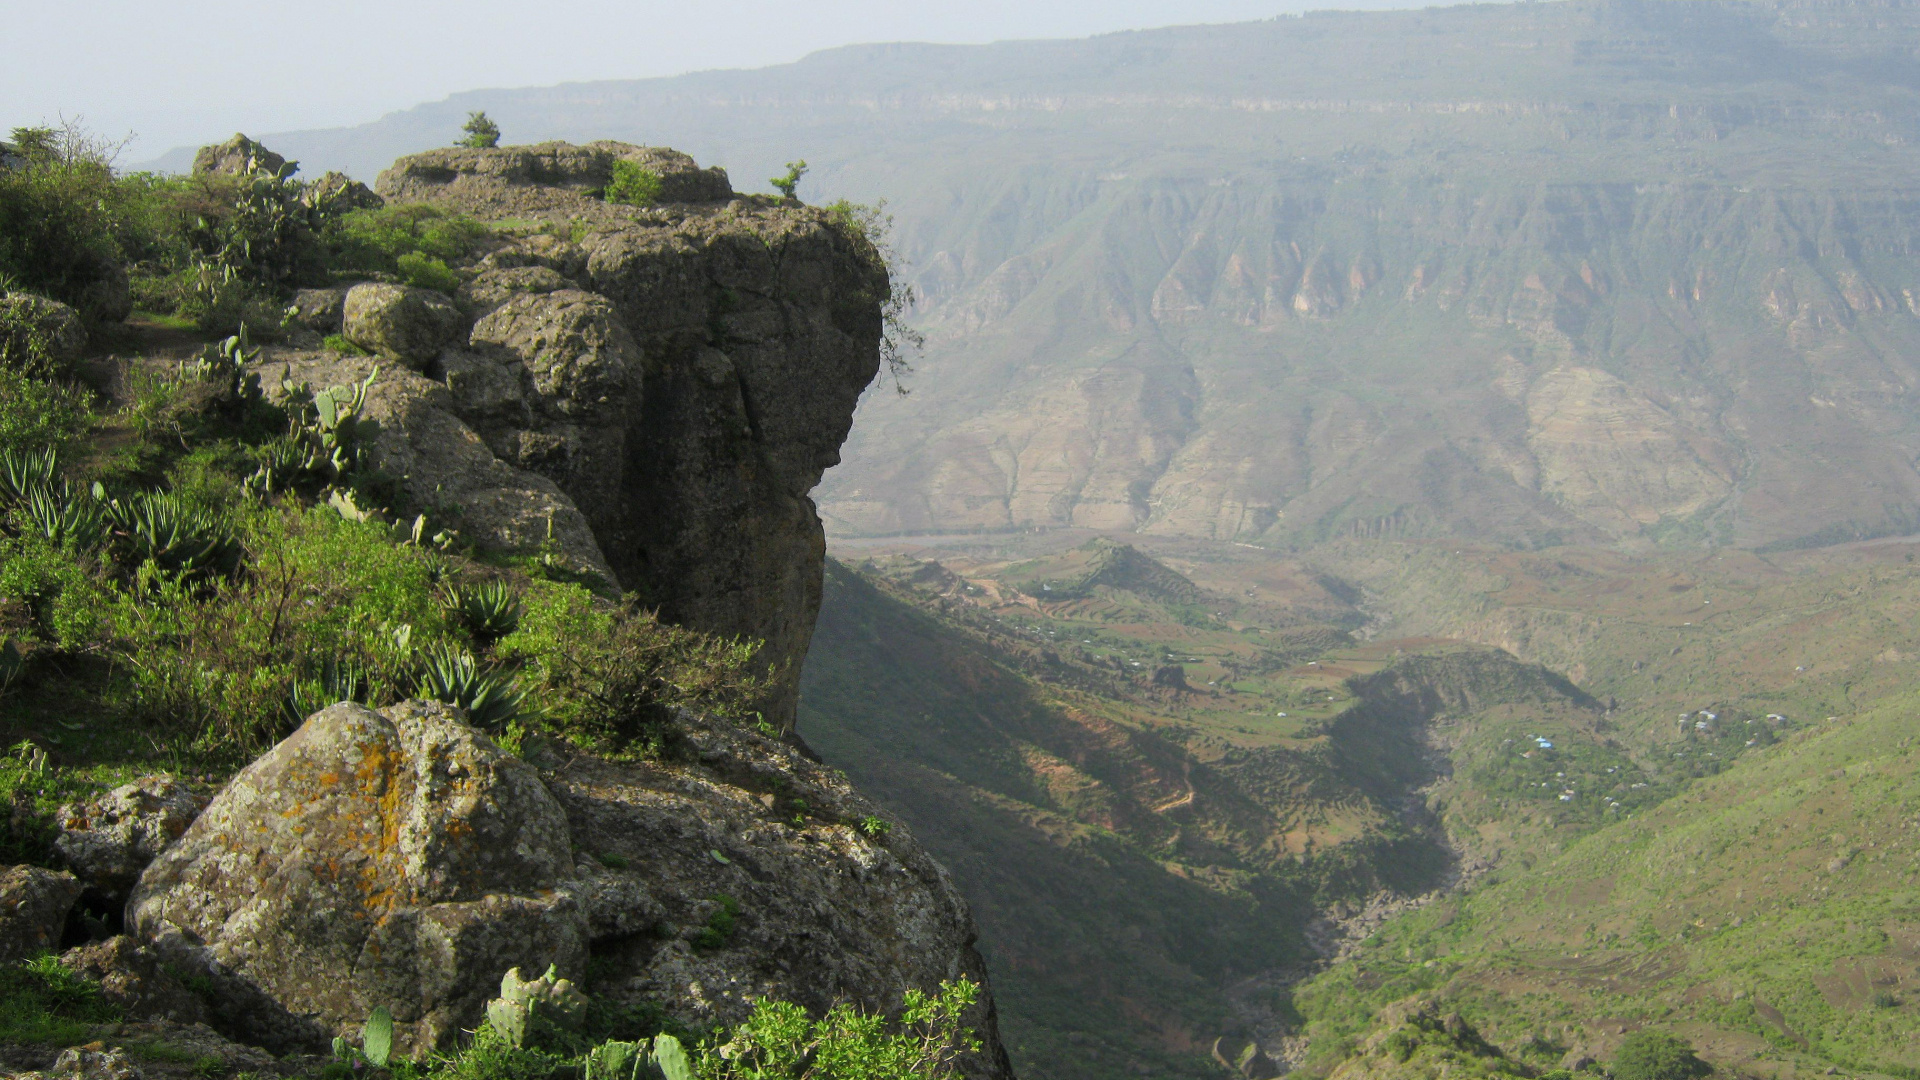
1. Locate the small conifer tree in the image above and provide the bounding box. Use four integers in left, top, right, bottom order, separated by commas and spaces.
460, 111, 501, 149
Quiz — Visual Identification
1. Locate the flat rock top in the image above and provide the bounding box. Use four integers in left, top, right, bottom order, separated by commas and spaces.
376, 141, 736, 218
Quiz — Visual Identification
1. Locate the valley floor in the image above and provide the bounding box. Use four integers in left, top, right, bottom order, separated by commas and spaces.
799, 528, 1920, 1080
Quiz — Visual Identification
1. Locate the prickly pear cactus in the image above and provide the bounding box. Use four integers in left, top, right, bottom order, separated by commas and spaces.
484, 964, 588, 1048
585, 1039, 643, 1080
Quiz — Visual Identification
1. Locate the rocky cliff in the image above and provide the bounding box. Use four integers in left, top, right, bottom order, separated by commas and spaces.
286, 141, 889, 725
0, 139, 1010, 1078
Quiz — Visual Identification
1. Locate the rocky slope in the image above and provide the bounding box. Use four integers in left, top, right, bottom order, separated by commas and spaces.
0, 139, 1011, 1078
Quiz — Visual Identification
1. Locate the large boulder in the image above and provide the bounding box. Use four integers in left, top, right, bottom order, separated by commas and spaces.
0, 292, 88, 372
54, 774, 208, 907
127, 701, 586, 1055
463, 289, 645, 517
191, 134, 285, 177
0, 864, 82, 961
343, 283, 461, 364
545, 708, 1013, 1080
343, 283, 461, 366
268, 351, 620, 586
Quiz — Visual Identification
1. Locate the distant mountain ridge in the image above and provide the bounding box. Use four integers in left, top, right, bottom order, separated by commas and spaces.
159, 0, 1920, 551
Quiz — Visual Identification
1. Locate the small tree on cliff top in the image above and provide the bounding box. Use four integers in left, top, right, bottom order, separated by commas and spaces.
460, 111, 501, 149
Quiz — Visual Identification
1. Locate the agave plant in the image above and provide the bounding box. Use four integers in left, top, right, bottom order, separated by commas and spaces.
442, 579, 523, 643
105, 490, 242, 578
0, 447, 57, 504
283, 656, 370, 725
414, 643, 523, 729
24, 484, 105, 551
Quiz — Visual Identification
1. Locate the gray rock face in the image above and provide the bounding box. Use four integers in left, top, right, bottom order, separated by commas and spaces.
343, 283, 462, 365
457, 265, 574, 319
305, 171, 383, 213
549, 708, 1013, 1080
267, 350, 620, 586
127, 701, 586, 1054
289, 286, 352, 333
463, 289, 645, 520
59, 935, 207, 1023
0, 864, 82, 962
20, 1046, 144, 1080
191, 134, 285, 177
376, 141, 731, 213
54, 774, 209, 905
0, 292, 88, 370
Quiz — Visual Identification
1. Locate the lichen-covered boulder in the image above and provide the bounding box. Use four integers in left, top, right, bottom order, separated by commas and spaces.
127, 700, 587, 1055
0, 292, 88, 371
343, 283, 461, 366
191, 133, 285, 177
305, 171, 383, 213
289, 286, 353, 333
550, 708, 1014, 1080
59, 935, 207, 1023
457, 264, 575, 320
0, 864, 82, 962
55, 774, 208, 904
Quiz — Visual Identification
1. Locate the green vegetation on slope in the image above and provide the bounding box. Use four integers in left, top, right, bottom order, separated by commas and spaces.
799, 547, 1638, 1080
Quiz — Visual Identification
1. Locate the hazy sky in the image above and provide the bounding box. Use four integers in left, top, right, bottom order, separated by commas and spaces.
8, 0, 1437, 160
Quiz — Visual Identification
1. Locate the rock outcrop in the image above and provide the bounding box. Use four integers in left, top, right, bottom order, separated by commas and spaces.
54, 774, 208, 909
0, 864, 82, 962
191, 134, 284, 178
59, 936, 208, 1024
376, 142, 732, 212
344, 141, 891, 723
128, 701, 584, 1055
123, 697, 1013, 1076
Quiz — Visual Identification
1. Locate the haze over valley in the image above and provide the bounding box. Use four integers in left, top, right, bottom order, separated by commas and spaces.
13, 4, 1920, 1080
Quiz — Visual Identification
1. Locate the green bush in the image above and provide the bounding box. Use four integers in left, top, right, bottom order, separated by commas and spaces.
605, 162, 662, 207
322, 205, 491, 290
0, 125, 129, 311
1611, 1032, 1711, 1080
497, 582, 765, 753
707, 978, 981, 1080
0, 369, 91, 456
461, 112, 503, 150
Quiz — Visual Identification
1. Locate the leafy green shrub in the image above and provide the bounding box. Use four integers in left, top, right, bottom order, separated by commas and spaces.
0, 369, 92, 456
605, 162, 662, 207
708, 978, 981, 1080
0, 125, 129, 312
770, 160, 808, 201
321, 333, 368, 356
461, 111, 503, 149
396, 250, 462, 293
823, 200, 921, 394
322, 205, 491, 289
497, 582, 765, 752
1611, 1032, 1711, 1080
